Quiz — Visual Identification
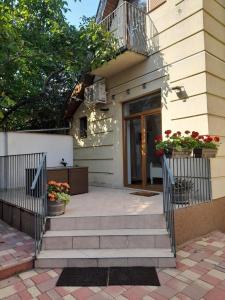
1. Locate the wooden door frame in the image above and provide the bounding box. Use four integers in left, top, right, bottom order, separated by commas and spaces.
123, 107, 161, 189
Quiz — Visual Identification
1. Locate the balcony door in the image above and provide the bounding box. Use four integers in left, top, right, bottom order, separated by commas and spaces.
123, 92, 162, 190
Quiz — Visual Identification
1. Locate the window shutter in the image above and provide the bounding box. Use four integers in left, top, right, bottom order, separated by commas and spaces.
149, 0, 166, 11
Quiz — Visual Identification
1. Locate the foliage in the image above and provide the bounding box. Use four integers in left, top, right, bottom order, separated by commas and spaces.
0, 0, 118, 130
48, 181, 70, 205
155, 130, 220, 156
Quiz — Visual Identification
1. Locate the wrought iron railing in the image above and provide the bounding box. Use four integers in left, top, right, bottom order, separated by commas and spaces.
162, 155, 176, 255
100, 1, 156, 55
162, 155, 212, 255
0, 153, 47, 256
167, 157, 212, 208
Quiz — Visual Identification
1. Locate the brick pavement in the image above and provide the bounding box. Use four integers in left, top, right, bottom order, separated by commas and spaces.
0, 220, 34, 279
1, 230, 225, 299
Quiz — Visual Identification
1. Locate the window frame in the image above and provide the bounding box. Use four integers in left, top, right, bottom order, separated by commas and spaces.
79, 116, 88, 139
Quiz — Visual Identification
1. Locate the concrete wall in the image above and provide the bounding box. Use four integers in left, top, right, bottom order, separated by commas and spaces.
203, 0, 225, 199
175, 197, 225, 246
71, 0, 225, 198
0, 132, 73, 168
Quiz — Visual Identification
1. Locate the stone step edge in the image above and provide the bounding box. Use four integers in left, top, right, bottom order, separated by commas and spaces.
37, 248, 174, 259
0, 257, 34, 280
48, 213, 165, 220
43, 228, 168, 237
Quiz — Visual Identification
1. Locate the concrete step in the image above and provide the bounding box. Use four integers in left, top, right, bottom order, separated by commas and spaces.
49, 214, 166, 231
42, 229, 171, 250
35, 248, 176, 268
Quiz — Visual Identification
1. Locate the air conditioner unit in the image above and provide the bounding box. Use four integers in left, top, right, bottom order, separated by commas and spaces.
84, 80, 107, 104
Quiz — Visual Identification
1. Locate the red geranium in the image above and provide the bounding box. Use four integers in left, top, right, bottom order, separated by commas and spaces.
154, 135, 162, 142
205, 136, 213, 143
177, 131, 181, 136
185, 130, 190, 135
165, 130, 172, 135
191, 131, 199, 138
214, 136, 220, 142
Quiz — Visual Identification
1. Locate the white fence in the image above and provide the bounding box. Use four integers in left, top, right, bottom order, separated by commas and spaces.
0, 132, 73, 167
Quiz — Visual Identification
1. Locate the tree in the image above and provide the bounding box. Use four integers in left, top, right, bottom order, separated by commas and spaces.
0, 0, 117, 130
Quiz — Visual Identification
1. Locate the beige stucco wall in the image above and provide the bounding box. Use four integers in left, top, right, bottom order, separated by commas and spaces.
71, 0, 225, 198
203, 0, 225, 199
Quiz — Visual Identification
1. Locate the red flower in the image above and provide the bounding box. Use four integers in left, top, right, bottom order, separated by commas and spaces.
191, 131, 199, 138
185, 130, 190, 135
198, 135, 204, 140
154, 135, 162, 143
214, 136, 220, 142
172, 133, 178, 138
165, 130, 172, 135
205, 136, 213, 143
177, 131, 181, 136
155, 149, 164, 157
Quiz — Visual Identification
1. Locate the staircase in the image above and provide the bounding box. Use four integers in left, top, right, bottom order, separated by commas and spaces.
35, 213, 176, 268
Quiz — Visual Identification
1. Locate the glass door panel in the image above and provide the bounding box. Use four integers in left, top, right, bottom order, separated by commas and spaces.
145, 114, 162, 185
126, 118, 142, 185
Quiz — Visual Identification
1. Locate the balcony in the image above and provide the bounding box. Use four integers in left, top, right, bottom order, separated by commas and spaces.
91, 1, 156, 78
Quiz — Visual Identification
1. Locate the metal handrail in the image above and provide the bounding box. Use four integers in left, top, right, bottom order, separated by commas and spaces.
163, 155, 175, 185
0, 153, 47, 257
162, 155, 176, 256
31, 153, 47, 190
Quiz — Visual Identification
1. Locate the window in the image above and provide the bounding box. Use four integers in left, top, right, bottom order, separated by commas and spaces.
123, 92, 161, 117
80, 116, 87, 139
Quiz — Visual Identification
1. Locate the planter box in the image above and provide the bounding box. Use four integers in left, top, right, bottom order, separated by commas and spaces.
166, 149, 192, 158
194, 148, 217, 158
172, 192, 190, 205
47, 167, 88, 195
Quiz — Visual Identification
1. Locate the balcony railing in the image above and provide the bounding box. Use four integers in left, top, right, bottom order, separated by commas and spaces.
100, 1, 155, 56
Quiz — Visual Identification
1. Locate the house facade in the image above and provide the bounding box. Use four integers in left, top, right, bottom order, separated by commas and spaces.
70, 0, 225, 200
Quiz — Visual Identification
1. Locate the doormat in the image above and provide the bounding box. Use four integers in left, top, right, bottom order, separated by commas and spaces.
130, 191, 159, 197
56, 267, 160, 287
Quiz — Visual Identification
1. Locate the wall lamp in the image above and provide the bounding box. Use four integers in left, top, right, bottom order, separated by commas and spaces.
172, 86, 187, 99
172, 86, 185, 93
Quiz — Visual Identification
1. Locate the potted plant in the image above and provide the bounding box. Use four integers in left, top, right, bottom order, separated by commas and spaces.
172, 178, 194, 204
193, 135, 220, 158
47, 181, 70, 216
155, 130, 196, 158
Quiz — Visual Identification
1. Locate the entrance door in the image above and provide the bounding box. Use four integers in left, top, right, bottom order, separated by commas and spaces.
125, 117, 143, 185
145, 113, 162, 187
123, 92, 162, 189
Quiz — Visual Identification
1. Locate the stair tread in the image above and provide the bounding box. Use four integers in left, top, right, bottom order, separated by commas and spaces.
37, 248, 174, 259
44, 228, 168, 237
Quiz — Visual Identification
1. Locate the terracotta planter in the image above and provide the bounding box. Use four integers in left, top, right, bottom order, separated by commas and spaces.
47, 201, 65, 216
166, 149, 192, 158
194, 148, 217, 158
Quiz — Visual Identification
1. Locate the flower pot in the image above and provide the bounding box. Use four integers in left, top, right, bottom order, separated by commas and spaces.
166, 149, 192, 158
194, 148, 217, 158
172, 192, 190, 204
47, 201, 65, 216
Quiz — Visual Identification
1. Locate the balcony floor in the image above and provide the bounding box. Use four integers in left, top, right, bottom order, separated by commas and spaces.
91, 50, 147, 78
56, 186, 163, 218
